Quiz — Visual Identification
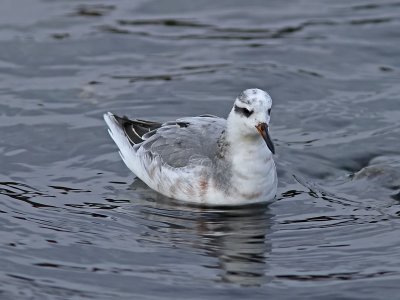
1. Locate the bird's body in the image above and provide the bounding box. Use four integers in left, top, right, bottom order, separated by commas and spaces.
104, 89, 277, 206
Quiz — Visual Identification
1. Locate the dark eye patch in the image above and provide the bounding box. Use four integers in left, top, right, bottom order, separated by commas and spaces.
234, 105, 254, 117
268, 108, 271, 115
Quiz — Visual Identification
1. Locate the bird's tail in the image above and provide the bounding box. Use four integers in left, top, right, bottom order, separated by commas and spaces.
103, 112, 138, 174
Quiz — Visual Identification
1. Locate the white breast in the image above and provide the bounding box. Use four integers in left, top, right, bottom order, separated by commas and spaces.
228, 139, 277, 204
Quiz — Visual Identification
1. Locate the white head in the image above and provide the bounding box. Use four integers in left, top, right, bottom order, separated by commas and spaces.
227, 88, 275, 153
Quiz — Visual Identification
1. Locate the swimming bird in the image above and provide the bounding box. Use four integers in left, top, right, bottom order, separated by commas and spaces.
104, 88, 277, 206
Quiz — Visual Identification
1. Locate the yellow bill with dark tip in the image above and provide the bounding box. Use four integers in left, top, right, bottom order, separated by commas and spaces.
256, 123, 275, 154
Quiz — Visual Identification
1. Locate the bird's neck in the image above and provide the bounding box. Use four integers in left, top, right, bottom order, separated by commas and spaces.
225, 127, 273, 166
225, 113, 273, 161
212, 120, 276, 202
225, 130, 276, 202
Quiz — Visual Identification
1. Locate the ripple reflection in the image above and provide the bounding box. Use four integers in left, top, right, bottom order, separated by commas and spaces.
128, 181, 273, 286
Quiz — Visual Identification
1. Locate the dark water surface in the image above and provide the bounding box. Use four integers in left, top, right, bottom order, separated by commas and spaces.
1, 0, 400, 299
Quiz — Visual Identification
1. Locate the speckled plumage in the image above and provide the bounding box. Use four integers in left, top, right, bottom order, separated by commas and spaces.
104, 88, 277, 206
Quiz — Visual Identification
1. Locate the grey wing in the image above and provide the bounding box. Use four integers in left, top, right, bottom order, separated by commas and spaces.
140, 116, 226, 168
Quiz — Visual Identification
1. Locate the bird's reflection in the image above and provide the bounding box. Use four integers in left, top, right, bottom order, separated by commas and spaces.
127, 180, 273, 286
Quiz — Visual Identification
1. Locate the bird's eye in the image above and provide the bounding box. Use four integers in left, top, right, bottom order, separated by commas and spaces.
234, 105, 254, 117
268, 108, 271, 115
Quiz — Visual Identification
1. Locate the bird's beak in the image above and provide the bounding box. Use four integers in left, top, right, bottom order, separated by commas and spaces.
256, 123, 275, 154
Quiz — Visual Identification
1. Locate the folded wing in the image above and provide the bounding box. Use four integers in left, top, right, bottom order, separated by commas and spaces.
113, 114, 226, 168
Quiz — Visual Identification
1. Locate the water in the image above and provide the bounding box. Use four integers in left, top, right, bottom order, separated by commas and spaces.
0, 0, 399, 299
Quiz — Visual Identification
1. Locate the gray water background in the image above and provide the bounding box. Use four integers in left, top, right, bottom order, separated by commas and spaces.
0, 0, 400, 299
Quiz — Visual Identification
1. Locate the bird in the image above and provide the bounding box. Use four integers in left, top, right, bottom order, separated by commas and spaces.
104, 88, 277, 206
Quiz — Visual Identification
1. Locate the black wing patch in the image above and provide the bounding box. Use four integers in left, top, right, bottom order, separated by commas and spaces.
113, 115, 162, 145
